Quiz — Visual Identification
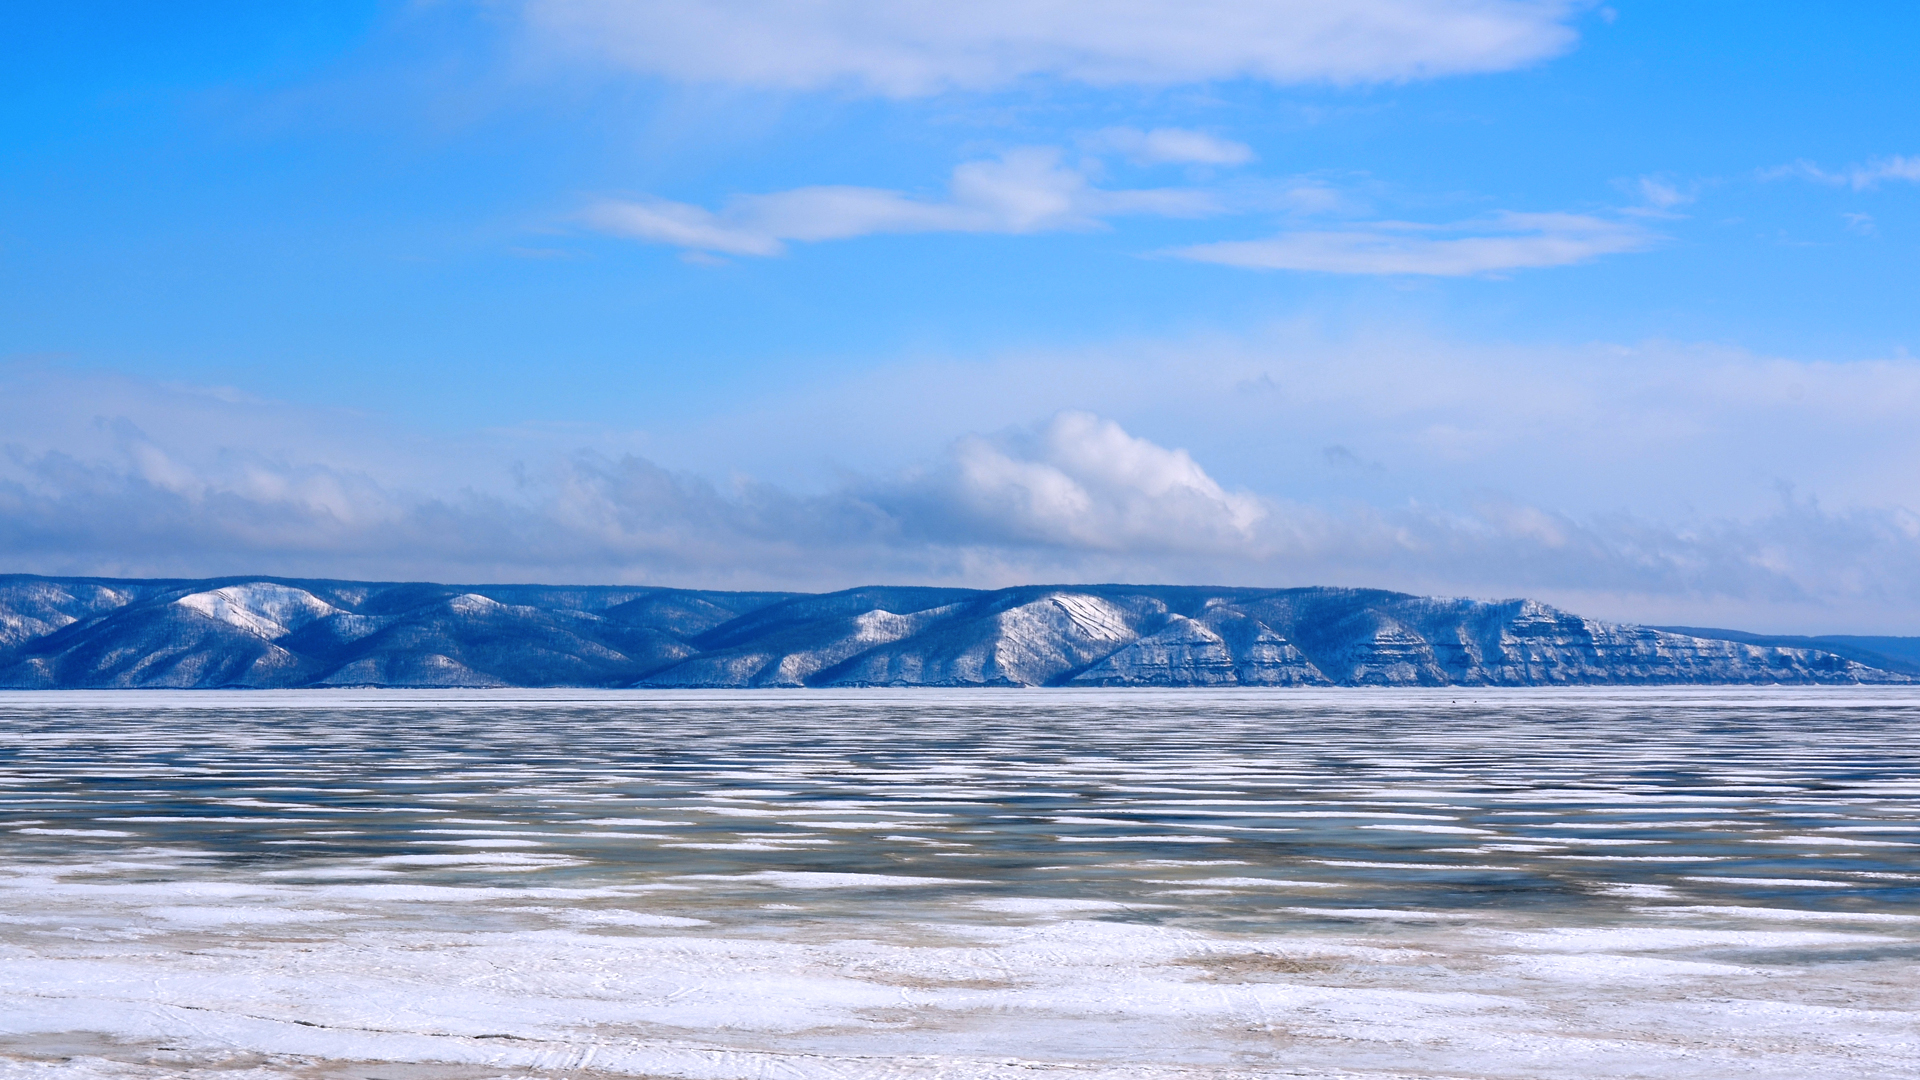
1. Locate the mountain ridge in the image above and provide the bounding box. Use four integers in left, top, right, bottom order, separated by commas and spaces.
1651, 626, 1920, 677
0, 574, 1905, 689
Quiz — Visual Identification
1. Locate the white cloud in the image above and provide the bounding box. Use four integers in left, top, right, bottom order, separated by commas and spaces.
525, 0, 1584, 96
636, 326, 1920, 547
586, 157, 1651, 272
1853, 156, 1920, 187
1084, 127, 1256, 166
584, 198, 784, 257
1632, 175, 1691, 210
1171, 212, 1657, 275
919, 412, 1267, 551
8, 351, 1920, 632
586, 148, 1214, 255
1770, 155, 1920, 191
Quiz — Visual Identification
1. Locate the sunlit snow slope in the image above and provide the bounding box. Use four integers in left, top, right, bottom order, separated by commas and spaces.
0, 575, 1904, 688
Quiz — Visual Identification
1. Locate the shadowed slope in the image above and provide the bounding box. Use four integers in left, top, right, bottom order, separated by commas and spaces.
0, 576, 1901, 688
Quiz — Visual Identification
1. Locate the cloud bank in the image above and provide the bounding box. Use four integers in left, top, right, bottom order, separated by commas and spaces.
5, 351, 1920, 633
526, 0, 1584, 95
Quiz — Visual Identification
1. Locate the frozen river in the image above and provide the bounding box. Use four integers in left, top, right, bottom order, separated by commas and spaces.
1, 688, 1916, 1079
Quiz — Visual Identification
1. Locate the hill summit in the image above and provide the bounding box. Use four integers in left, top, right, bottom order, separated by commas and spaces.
0, 575, 1903, 689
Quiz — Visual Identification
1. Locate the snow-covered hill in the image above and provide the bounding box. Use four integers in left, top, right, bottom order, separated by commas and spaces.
0, 575, 1903, 688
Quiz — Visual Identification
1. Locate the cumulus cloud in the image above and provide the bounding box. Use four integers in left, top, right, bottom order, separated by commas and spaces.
1171, 212, 1657, 275
524, 0, 1583, 96
586, 148, 1214, 255
721, 329, 1920, 528
1770, 155, 1920, 190
898, 412, 1267, 552
0, 387, 1268, 582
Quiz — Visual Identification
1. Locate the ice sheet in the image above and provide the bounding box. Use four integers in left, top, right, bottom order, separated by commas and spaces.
1, 687, 1916, 1080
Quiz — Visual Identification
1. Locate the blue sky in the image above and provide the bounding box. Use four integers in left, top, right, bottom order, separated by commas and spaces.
4, 2, 1919, 631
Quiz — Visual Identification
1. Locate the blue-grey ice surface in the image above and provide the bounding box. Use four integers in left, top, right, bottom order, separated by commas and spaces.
0, 688, 1916, 1079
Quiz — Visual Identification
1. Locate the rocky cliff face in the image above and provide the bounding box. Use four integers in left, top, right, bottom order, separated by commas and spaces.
0, 575, 1902, 689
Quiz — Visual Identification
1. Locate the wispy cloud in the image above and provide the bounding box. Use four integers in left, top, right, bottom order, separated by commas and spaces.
1768, 155, 1920, 190
1081, 127, 1256, 166
1630, 175, 1693, 211
1170, 212, 1658, 276
588, 153, 1653, 274
526, 0, 1585, 96
585, 148, 1215, 256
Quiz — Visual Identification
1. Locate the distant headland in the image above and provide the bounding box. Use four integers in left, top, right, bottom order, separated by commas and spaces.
1, 575, 1911, 689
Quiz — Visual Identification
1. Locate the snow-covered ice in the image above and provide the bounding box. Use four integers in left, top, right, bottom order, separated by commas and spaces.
0, 687, 1916, 1079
